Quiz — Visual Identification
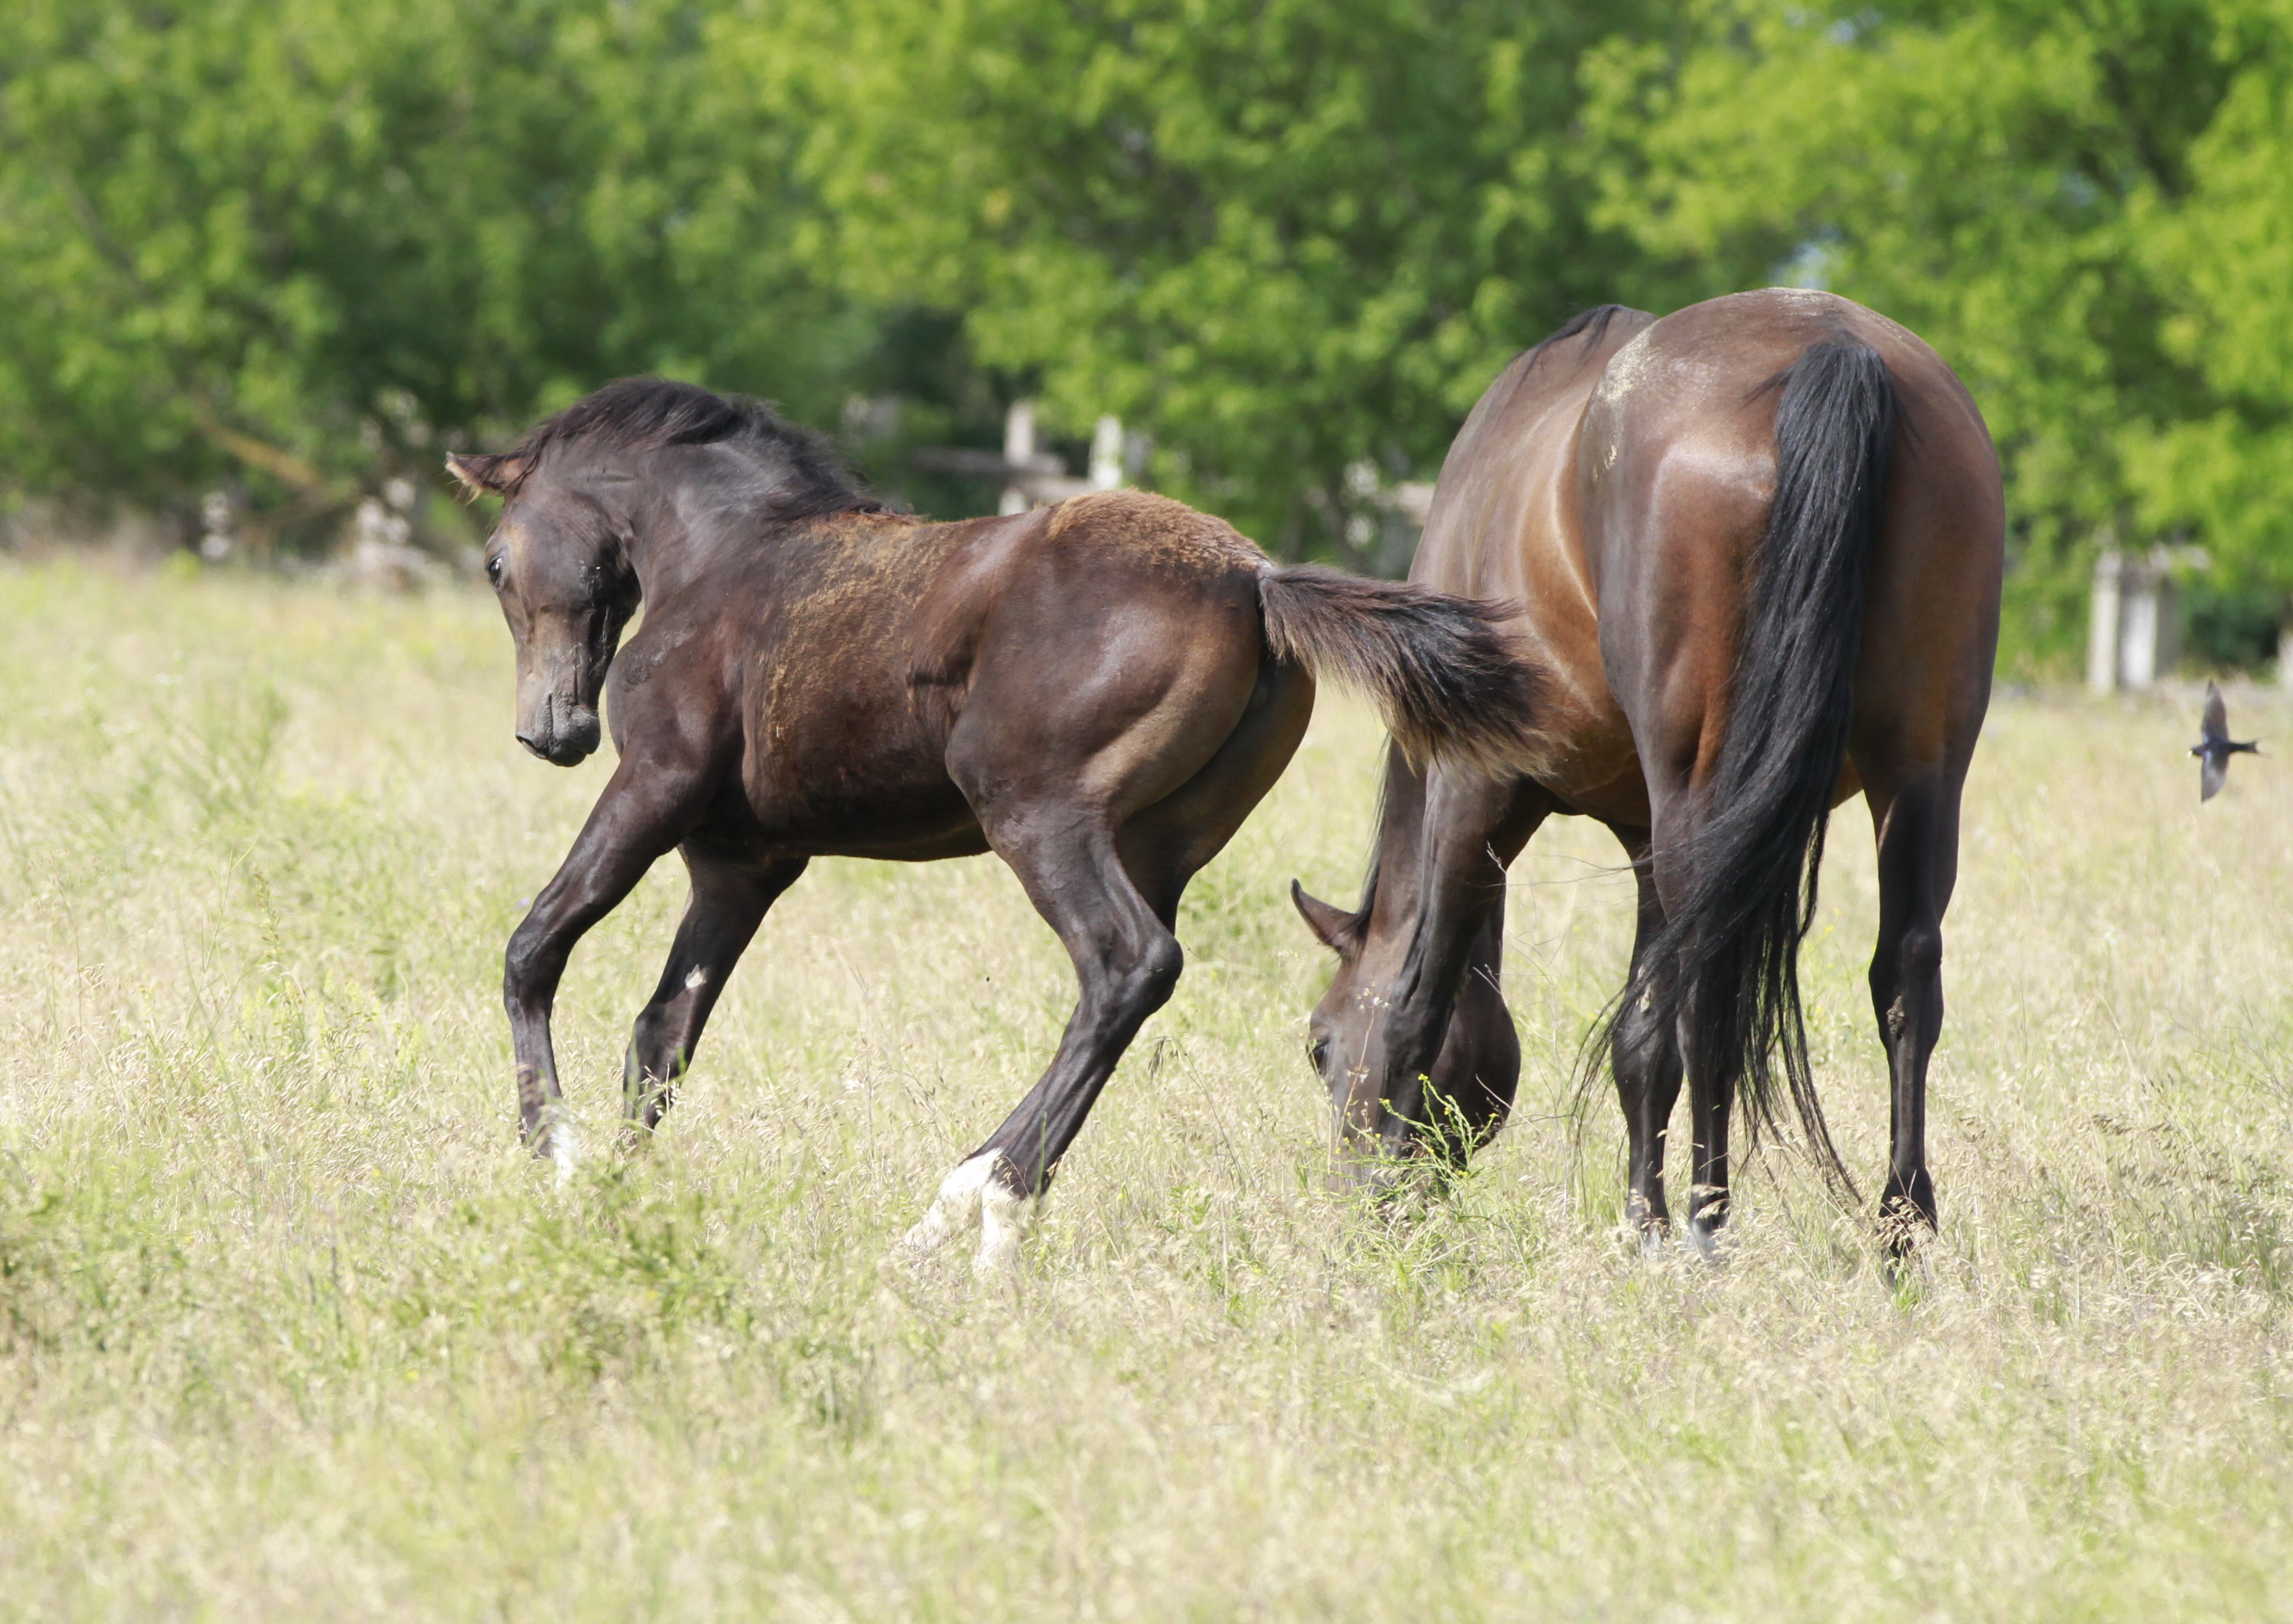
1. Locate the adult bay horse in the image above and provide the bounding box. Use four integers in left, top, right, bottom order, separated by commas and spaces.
1293, 289, 2002, 1252
446, 378, 1544, 1274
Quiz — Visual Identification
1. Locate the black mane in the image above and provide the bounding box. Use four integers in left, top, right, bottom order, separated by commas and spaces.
509, 377, 880, 518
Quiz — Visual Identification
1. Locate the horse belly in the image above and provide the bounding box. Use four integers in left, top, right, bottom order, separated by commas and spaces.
730, 656, 983, 862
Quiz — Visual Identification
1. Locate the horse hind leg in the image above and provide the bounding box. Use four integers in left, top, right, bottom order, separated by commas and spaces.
1116, 652, 1314, 926
900, 813, 1186, 1276
1634, 815, 1735, 1257
1682, 1013, 1733, 1258
1866, 775, 1960, 1253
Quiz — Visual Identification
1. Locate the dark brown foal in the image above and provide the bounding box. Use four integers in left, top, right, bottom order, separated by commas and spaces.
1295, 289, 2002, 1256
449, 378, 1544, 1274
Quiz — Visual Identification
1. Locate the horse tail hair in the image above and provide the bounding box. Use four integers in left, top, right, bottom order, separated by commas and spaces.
1617, 336, 1897, 1197
1256, 565, 1547, 778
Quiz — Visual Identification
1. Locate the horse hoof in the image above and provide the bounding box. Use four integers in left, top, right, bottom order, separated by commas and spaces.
1620, 1217, 1670, 1259
896, 1151, 1037, 1277
530, 1111, 580, 1186
1877, 1184, 1936, 1269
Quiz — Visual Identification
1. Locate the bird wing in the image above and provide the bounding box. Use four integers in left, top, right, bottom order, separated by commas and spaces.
2202, 751, 2226, 801
2203, 681, 2229, 745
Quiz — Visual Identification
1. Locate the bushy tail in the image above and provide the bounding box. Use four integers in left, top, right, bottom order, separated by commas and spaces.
1257, 564, 1545, 776
1611, 337, 1897, 1194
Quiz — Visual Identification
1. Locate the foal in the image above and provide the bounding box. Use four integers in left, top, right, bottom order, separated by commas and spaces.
450, 378, 1545, 1273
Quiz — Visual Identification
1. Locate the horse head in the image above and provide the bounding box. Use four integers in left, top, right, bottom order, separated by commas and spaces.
446, 446, 640, 767
1292, 861, 1521, 1182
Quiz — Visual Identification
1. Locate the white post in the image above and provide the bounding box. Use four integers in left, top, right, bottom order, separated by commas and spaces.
199, 489, 235, 562
1000, 400, 1036, 516
2088, 550, 2124, 693
2120, 575, 2160, 689
1089, 415, 1124, 490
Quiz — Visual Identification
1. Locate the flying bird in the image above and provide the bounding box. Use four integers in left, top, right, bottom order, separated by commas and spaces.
2192, 681, 2259, 802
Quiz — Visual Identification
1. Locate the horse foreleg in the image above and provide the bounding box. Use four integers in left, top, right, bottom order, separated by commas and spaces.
1867, 775, 1959, 1252
506, 759, 702, 1174
1361, 772, 1545, 1165
1610, 834, 1683, 1248
621, 852, 807, 1135
901, 816, 1183, 1276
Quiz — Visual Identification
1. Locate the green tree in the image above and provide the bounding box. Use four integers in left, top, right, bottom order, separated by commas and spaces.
0, 0, 850, 549
1580, 0, 2276, 672
2121, 3, 2293, 632
774, 0, 1675, 562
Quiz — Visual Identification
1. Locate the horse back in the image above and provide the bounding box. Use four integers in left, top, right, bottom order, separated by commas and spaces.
1413, 305, 1657, 819
692, 495, 1268, 854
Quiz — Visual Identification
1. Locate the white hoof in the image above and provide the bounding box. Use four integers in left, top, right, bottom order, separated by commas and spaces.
540, 1108, 581, 1187
899, 1151, 1037, 1277
973, 1179, 1035, 1279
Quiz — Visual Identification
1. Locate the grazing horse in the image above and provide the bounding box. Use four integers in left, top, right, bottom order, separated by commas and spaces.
1293, 289, 2003, 1252
448, 378, 1544, 1274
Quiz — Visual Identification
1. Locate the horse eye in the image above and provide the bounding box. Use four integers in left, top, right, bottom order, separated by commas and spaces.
1308, 1037, 1330, 1073
485, 554, 504, 587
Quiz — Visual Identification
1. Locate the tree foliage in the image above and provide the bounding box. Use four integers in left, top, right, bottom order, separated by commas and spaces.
1582, 0, 2293, 667
785, 0, 1671, 559
4, 0, 2293, 671
0, 0, 849, 546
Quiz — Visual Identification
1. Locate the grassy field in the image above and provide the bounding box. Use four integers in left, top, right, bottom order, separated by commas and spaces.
4, 558, 2292, 1620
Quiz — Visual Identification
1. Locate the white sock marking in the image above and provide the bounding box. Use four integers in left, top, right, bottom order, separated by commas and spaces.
898, 1150, 1038, 1275
545, 1106, 581, 1187
973, 1177, 1034, 1278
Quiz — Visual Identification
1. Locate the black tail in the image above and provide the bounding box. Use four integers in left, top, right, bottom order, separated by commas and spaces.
1257, 565, 1546, 778
1607, 337, 1897, 1195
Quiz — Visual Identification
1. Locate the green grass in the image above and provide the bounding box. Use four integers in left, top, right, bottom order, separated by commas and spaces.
5, 556, 2293, 1619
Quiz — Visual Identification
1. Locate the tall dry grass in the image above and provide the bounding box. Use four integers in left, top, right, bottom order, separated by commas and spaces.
3, 558, 2291, 1619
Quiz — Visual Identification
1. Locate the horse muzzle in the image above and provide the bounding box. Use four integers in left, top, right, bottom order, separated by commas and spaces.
516, 696, 601, 766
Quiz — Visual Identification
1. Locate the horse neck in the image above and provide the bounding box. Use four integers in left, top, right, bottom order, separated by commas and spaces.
617, 460, 779, 605
618, 446, 864, 605
619, 490, 707, 607
1359, 746, 1432, 950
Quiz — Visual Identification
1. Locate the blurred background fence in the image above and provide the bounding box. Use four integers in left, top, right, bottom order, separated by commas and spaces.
2, 0, 2290, 680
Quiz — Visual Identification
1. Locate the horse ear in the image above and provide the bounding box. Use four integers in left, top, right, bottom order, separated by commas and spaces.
1291, 879, 1358, 955
445, 452, 522, 496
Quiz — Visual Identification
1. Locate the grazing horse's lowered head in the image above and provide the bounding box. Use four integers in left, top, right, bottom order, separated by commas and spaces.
1292, 752, 1537, 1178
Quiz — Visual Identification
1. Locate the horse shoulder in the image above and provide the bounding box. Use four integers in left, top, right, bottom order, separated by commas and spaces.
603, 602, 744, 765
905, 513, 1037, 732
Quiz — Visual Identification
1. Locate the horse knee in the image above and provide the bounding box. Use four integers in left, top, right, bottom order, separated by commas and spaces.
1870, 920, 1941, 997
1899, 923, 1942, 985
503, 926, 552, 1012
1123, 933, 1184, 1012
